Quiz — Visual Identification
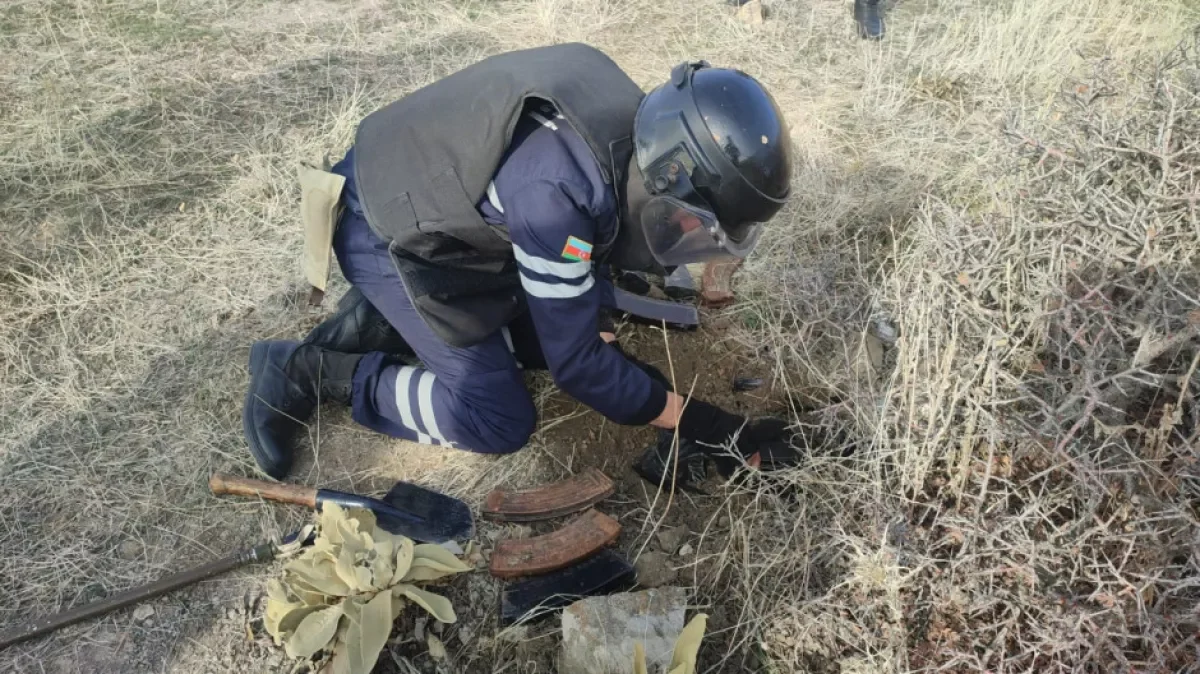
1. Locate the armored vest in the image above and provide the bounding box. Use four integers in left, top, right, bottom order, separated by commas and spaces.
353, 43, 644, 347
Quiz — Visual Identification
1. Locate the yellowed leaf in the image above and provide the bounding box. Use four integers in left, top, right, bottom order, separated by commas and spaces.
282, 584, 328, 608
401, 566, 461, 583
328, 645, 352, 674
264, 589, 322, 642
333, 591, 393, 674
391, 537, 414, 586
284, 603, 343, 658
321, 504, 375, 553
266, 579, 290, 606
370, 540, 395, 590
427, 633, 446, 660
337, 520, 371, 556
326, 600, 361, 674
401, 544, 470, 584
346, 507, 376, 532
411, 544, 471, 574
393, 584, 457, 623
287, 555, 351, 598
319, 502, 349, 544
633, 642, 648, 674
666, 613, 708, 674
341, 595, 363, 627
331, 547, 363, 593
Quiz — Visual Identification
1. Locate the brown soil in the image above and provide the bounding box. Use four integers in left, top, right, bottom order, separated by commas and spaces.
365, 314, 793, 673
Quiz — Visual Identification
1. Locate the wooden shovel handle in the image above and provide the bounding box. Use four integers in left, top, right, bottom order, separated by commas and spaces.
208, 474, 318, 508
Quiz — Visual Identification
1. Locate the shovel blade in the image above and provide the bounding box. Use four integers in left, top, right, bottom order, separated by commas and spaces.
382, 482, 474, 539
316, 483, 473, 543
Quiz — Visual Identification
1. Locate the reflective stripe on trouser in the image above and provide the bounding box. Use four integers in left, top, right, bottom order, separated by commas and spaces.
336, 207, 541, 454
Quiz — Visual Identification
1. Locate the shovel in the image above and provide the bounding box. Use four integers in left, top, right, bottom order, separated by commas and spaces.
209, 474, 473, 543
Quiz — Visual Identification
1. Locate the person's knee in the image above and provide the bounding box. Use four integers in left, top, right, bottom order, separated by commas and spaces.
463, 396, 536, 455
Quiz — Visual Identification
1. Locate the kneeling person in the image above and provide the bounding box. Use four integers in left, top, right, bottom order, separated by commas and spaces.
243, 44, 795, 481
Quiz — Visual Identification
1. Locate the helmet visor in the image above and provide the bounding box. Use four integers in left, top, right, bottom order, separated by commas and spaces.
640, 195, 763, 267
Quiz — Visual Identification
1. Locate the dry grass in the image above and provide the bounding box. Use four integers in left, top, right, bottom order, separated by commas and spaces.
2, 0, 1199, 672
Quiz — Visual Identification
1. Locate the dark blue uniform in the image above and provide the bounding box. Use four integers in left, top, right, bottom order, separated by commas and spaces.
331, 105, 668, 453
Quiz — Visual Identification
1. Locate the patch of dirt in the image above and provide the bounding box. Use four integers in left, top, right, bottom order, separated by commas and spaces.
169, 314, 790, 674
430, 316, 794, 673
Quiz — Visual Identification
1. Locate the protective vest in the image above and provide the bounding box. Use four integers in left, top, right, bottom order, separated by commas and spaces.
353, 43, 645, 347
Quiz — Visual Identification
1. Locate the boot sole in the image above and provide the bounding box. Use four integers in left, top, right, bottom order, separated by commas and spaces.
243, 341, 287, 479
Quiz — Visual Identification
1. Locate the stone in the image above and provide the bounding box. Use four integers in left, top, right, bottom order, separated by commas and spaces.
634, 552, 676, 588
655, 526, 688, 554
117, 540, 141, 560
678, 543, 694, 557
734, 0, 764, 26
132, 605, 155, 623
560, 587, 687, 674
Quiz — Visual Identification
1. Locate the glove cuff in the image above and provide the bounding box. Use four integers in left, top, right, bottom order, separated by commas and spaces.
677, 398, 745, 447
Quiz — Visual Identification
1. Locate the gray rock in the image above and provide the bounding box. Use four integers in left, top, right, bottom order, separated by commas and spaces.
634, 552, 676, 588
677, 543, 694, 557
132, 605, 155, 623
560, 587, 687, 674
117, 540, 141, 560
655, 526, 688, 554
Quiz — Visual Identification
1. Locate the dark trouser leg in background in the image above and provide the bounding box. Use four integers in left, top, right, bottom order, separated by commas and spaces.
855, 0, 885, 40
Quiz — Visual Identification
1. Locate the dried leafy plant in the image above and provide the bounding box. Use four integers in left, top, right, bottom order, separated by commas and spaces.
264, 503, 471, 674
633, 613, 708, 674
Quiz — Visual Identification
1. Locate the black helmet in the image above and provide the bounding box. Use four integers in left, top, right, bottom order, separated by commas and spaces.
631, 60, 793, 267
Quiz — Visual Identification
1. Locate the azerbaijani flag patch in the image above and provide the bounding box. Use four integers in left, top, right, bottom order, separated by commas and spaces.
561, 236, 593, 262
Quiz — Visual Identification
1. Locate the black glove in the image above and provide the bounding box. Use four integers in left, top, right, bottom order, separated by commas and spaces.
633, 430, 709, 493
677, 398, 800, 476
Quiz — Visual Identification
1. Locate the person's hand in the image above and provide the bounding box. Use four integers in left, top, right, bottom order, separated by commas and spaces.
676, 398, 799, 476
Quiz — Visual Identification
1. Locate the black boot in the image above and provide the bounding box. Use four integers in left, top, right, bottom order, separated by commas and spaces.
302, 287, 413, 356
855, 0, 885, 40
243, 340, 362, 479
